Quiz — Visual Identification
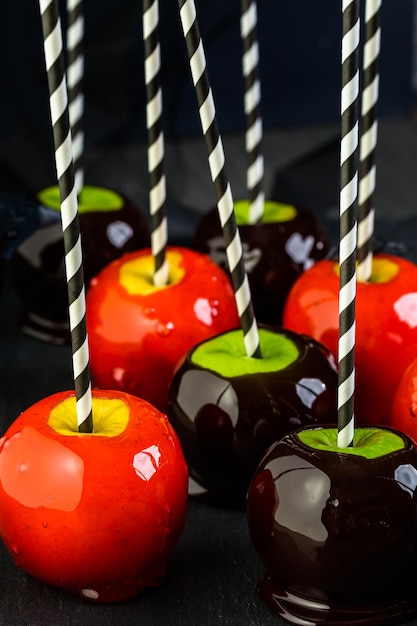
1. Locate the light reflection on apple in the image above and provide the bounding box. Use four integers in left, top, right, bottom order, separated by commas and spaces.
168, 326, 338, 508
283, 254, 417, 425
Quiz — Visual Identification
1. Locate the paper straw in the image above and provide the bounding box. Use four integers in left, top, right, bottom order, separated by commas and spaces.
143, 0, 169, 287
357, 0, 381, 283
240, 0, 264, 224
39, 0, 93, 433
178, 0, 261, 359
337, 0, 360, 448
66, 0, 84, 195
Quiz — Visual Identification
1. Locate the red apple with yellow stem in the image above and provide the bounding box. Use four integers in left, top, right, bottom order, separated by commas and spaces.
0, 389, 188, 603
86, 246, 240, 413
390, 356, 417, 443
283, 253, 417, 425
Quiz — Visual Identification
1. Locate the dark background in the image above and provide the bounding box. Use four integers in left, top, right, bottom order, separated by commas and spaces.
0, 0, 415, 195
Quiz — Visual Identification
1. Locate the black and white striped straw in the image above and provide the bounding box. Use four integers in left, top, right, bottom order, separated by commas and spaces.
337, 0, 360, 448
240, 0, 264, 224
143, 0, 169, 286
357, 0, 381, 283
39, 0, 93, 433
178, 0, 261, 358
66, 0, 84, 196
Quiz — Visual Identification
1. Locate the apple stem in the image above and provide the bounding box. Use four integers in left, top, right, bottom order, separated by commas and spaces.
240, 0, 265, 225
178, 0, 262, 359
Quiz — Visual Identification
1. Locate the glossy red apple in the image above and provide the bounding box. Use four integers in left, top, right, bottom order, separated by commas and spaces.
86, 246, 240, 413
192, 200, 330, 324
11, 185, 149, 344
0, 389, 188, 603
390, 356, 417, 443
282, 253, 417, 425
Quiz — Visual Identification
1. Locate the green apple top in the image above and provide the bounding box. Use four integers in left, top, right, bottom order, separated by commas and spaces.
37, 185, 124, 213
234, 200, 297, 226
191, 328, 299, 377
297, 427, 405, 459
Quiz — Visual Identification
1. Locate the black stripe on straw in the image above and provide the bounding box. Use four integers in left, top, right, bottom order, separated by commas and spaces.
338, 0, 360, 447
357, 0, 380, 276
240, 0, 264, 219
66, 0, 84, 192
39, 0, 92, 433
143, 0, 168, 284
178, 0, 261, 358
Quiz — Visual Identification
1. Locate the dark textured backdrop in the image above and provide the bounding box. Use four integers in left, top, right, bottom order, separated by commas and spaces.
0, 0, 414, 194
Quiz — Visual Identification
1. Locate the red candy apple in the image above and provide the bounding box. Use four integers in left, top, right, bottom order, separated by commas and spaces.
86, 246, 240, 412
0, 389, 188, 603
283, 253, 417, 425
390, 356, 417, 443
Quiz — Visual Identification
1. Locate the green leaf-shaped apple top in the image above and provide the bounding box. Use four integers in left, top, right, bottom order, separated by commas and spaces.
191, 328, 299, 377
234, 200, 297, 226
38, 185, 123, 213
297, 427, 405, 459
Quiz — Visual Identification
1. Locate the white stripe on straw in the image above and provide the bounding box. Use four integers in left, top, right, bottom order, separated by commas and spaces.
143, 0, 169, 287
240, 0, 264, 224
39, 0, 93, 433
178, 0, 261, 359
66, 0, 84, 195
357, 0, 381, 283
337, 0, 360, 449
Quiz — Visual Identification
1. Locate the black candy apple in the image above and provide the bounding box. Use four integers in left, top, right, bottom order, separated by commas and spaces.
192, 200, 330, 324
167, 326, 338, 508
11, 185, 150, 344
246, 425, 417, 625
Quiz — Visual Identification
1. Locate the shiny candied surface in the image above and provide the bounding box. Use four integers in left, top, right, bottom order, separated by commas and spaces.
10, 190, 149, 344
168, 327, 338, 508
283, 254, 417, 425
391, 356, 417, 443
192, 204, 330, 325
246, 426, 417, 625
0, 390, 188, 603
86, 247, 240, 413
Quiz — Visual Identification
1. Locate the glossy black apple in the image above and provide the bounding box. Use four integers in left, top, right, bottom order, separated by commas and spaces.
192, 200, 330, 324
11, 185, 149, 344
167, 326, 337, 508
246, 425, 417, 625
